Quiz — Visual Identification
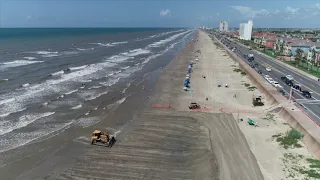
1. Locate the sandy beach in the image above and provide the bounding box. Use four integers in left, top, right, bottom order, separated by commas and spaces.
7, 29, 319, 180
34, 30, 264, 180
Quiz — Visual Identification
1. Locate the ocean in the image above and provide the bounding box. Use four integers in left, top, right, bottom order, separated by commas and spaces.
0, 28, 194, 156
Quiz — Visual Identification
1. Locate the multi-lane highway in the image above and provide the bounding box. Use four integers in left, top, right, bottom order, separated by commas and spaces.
207, 31, 320, 125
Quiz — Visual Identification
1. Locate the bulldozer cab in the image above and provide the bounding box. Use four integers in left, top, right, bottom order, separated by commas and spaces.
252, 93, 264, 106
92, 130, 102, 138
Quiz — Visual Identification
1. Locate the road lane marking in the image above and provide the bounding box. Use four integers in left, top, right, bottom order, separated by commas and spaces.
225, 40, 320, 121
260, 61, 320, 97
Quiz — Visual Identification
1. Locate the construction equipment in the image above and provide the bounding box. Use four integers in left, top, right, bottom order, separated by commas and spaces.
91, 130, 116, 147
252, 93, 264, 106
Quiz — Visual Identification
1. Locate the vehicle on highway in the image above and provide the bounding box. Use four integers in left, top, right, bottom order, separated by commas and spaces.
266, 67, 272, 72
250, 64, 255, 68
266, 78, 274, 84
293, 84, 302, 91
286, 75, 294, 81
258, 70, 262, 74
286, 79, 294, 86
248, 54, 254, 60
254, 63, 258, 67
272, 81, 283, 88
264, 75, 270, 79
281, 76, 287, 81
302, 90, 312, 98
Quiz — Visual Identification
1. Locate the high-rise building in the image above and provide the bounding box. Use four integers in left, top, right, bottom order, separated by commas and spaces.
239, 20, 253, 40
219, 21, 228, 32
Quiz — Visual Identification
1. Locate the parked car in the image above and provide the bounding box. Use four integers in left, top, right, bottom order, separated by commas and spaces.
258, 70, 262, 74
266, 67, 272, 72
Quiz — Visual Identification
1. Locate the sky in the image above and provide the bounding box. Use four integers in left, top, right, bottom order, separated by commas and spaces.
1, 0, 320, 28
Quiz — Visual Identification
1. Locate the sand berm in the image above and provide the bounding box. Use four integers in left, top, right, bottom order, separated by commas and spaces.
43, 30, 264, 180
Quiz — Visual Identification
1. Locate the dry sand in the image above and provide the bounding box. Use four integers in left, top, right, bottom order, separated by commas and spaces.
197, 31, 318, 180
40, 30, 318, 180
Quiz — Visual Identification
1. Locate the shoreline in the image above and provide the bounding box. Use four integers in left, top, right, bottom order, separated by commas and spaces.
0, 32, 194, 180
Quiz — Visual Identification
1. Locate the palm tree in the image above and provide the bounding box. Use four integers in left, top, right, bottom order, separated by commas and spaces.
295, 48, 303, 66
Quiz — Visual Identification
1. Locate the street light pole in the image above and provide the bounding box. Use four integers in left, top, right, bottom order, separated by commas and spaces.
289, 86, 293, 102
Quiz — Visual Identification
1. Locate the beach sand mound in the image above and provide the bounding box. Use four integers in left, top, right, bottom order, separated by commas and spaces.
51, 109, 262, 180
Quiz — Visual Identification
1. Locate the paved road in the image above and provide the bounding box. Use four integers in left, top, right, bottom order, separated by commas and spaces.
207, 31, 320, 125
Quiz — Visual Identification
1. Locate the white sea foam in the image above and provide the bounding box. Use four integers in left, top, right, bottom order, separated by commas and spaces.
65, 89, 79, 95
107, 96, 128, 110
51, 71, 64, 76
121, 66, 131, 70
88, 86, 102, 89
105, 55, 133, 63
35, 51, 58, 55
0, 120, 73, 153
90, 41, 127, 47
85, 91, 108, 101
23, 57, 37, 60
71, 104, 82, 110
76, 117, 100, 128
70, 65, 88, 71
148, 30, 190, 48
0, 98, 15, 105
63, 51, 78, 55
0, 60, 43, 70
77, 47, 94, 51
122, 81, 133, 94
42, 54, 59, 58
0, 60, 117, 116
142, 32, 191, 64
99, 77, 120, 87
122, 48, 150, 57
108, 41, 127, 46
0, 112, 55, 136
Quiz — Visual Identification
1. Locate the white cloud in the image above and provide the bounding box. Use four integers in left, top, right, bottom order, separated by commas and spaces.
230, 4, 320, 20
160, 9, 171, 17
285, 6, 299, 14
230, 6, 270, 19
217, 12, 220, 16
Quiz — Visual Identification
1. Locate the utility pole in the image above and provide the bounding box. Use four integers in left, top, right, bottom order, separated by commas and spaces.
289, 86, 293, 102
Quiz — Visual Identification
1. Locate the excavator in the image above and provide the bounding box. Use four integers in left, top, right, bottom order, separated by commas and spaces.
91, 130, 116, 147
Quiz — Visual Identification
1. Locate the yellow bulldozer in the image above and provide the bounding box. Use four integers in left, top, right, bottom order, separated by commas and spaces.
91, 130, 116, 147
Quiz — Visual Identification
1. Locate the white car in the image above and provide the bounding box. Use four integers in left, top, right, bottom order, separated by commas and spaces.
266, 78, 274, 84
264, 75, 270, 79
272, 81, 282, 88
286, 75, 294, 81
266, 67, 272, 72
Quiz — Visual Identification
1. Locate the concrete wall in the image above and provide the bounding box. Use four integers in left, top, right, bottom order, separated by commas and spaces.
211, 34, 320, 159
